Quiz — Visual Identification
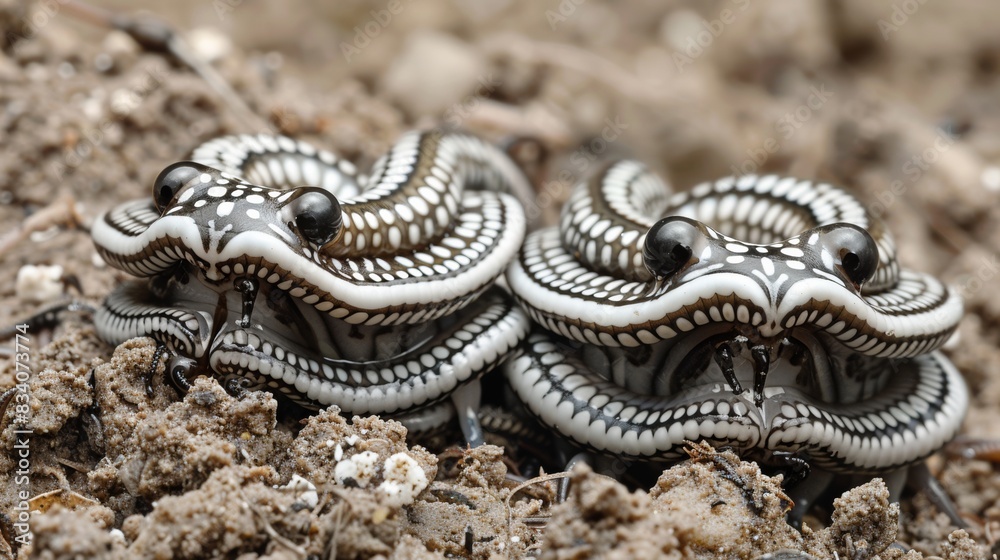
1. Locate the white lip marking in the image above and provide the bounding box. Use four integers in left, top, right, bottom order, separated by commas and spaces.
205, 219, 234, 280
268, 222, 294, 243
761, 257, 775, 276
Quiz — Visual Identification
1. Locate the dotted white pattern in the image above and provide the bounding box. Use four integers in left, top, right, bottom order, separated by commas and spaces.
505, 163, 967, 473
93, 131, 531, 417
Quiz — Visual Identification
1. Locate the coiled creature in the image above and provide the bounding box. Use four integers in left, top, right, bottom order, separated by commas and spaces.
90, 131, 532, 444
504, 161, 968, 514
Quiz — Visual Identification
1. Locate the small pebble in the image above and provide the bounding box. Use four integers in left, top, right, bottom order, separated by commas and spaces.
57, 62, 75, 79
378, 452, 428, 507
94, 53, 114, 73
187, 27, 232, 63
334, 450, 379, 488
981, 166, 1000, 192
281, 474, 318, 509
15, 264, 63, 302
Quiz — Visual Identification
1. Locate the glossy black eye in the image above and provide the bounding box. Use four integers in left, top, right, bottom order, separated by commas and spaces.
642, 217, 703, 278
153, 162, 203, 213
284, 188, 343, 246
820, 223, 880, 286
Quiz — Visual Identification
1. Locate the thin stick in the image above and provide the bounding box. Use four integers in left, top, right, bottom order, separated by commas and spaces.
505, 471, 568, 532
0, 194, 82, 259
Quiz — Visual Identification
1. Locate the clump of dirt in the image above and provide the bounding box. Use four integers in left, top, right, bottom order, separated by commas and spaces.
937, 530, 988, 560
291, 407, 437, 488
0, 325, 107, 541
7, 334, 551, 559
802, 479, 901, 559
21, 505, 121, 560
539, 444, 800, 559
87, 339, 291, 510
3, 326, 104, 435
403, 444, 544, 558
649, 443, 802, 558
539, 464, 687, 559
537, 444, 985, 560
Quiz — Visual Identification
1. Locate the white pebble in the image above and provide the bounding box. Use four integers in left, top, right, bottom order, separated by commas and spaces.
281, 474, 318, 509
15, 264, 63, 303
334, 451, 379, 488
186, 27, 232, 63
108, 528, 126, 546
377, 452, 428, 507
982, 166, 1000, 192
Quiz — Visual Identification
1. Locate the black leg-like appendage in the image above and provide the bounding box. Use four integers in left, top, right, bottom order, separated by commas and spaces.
167, 356, 197, 395
557, 452, 593, 504
233, 276, 259, 328
784, 468, 834, 531
0, 301, 96, 343
451, 381, 485, 448
0, 387, 17, 425
145, 343, 169, 397
750, 344, 770, 408
907, 461, 967, 528
773, 451, 811, 488
224, 377, 250, 400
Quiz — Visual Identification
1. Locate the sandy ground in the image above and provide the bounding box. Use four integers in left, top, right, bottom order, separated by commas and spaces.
2, 0, 1000, 558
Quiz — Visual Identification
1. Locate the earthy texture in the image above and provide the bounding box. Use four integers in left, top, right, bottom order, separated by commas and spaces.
3, 0, 1000, 558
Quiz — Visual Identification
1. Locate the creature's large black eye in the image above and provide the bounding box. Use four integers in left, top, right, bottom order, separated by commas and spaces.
153, 162, 203, 213
283, 188, 343, 246
642, 217, 703, 278
820, 223, 880, 287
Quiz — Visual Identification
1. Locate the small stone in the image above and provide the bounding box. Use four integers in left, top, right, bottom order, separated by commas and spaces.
980, 166, 1000, 192
378, 452, 429, 507
334, 450, 380, 488
282, 474, 318, 509
15, 264, 63, 302
186, 27, 232, 63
